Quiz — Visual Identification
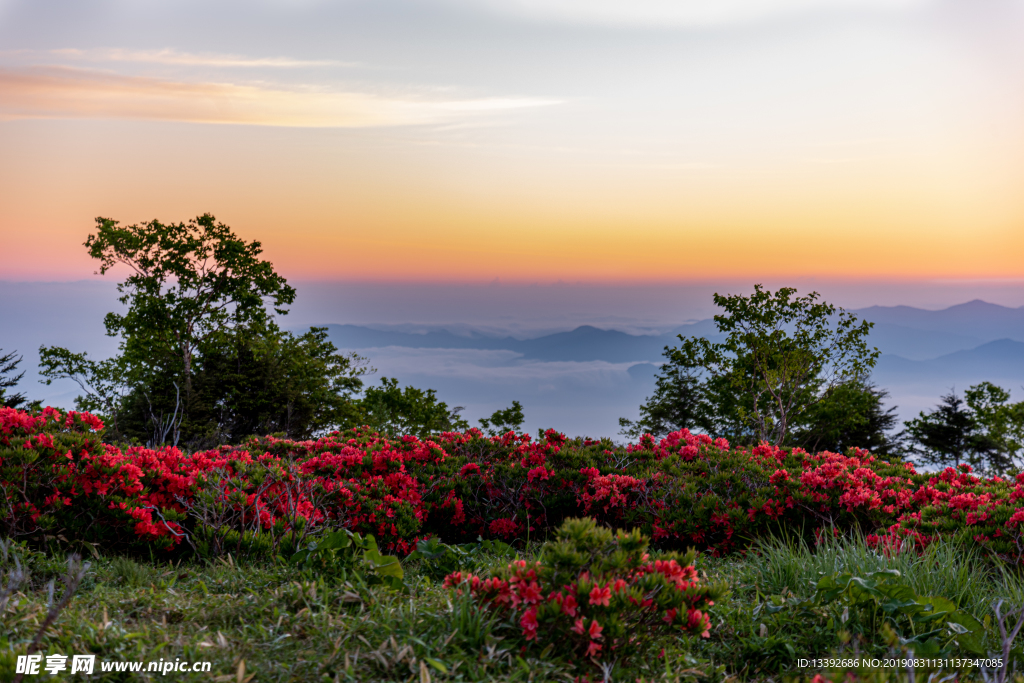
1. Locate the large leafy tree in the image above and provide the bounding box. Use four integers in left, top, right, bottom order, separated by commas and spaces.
965, 382, 1024, 471
622, 285, 879, 446
39, 214, 370, 448
83, 213, 296, 395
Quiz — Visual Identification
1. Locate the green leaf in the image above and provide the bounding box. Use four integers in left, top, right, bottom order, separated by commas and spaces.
921, 596, 958, 615
868, 569, 901, 579
955, 631, 986, 656
945, 611, 983, 634
320, 531, 354, 550
364, 549, 403, 580
423, 658, 448, 674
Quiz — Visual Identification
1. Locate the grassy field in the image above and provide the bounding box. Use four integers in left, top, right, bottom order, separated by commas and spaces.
3, 533, 1024, 682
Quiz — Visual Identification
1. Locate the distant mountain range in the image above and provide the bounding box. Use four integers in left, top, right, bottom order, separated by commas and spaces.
324, 299, 1024, 364
855, 300, 1024, 341
322, 323, 673, 363
322, 300, 1024, 421
5, 280, 1020, 437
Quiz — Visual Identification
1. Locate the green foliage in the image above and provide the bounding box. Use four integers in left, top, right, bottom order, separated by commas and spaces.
619, 361, 707, 440
85, 213, 296, 389
38, 347, 132, 436
811, 568, 985, 655
903, 384, 1024, 475
38, 216, 370, 448
190, 326, 369, 442
0, 348, 31, 410
290, 529, 404, 589
792, 380, 901, 456
406, 536, 513, 581
108, 555, 159, 589
478, 401, 525, 436
1, 537, 72, 591
630, 285, 879, 446
966, 382, 1024, 473
905, 390, 989, 471
450, 517, 728, 676
353, 377, 469, 437
6, 529, 1024, 682
691, 533, 1024, 680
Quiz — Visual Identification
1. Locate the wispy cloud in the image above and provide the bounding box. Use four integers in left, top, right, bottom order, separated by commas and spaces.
48, 48, 351, 68
0, 66, 560, 127
454, 0, 933, 27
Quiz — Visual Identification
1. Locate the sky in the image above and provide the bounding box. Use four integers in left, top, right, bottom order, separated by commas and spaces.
1, 0, 1023, 288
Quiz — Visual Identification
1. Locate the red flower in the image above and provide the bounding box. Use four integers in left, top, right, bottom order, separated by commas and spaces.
561, 592, 578, 617
520, 581, 543, 605
588, 619, 603, 640
520, 606, 539, 641
686, 609, 711, 638
488, 518, 518, 538
527, 466, 552, 483
589, 584, 611, 607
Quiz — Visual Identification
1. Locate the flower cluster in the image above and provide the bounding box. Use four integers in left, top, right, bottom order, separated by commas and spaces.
443, 518, 723, 668
10, 407, 1024, 564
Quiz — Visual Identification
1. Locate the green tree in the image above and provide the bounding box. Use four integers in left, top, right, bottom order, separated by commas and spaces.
623, 285, 879, 446
965, 382, 1024, 471
791, 379, 901, 455
904, 390, 998, 472
478, 401, 525, 436
0, 348, 29, 409
40, 325, 370, 448
38, 347, 132, 434
39, 214, 370, 448
84, 213, 296, 396
618, 361, 713, 440
191, 326, 370, 442
354, 377, 469, 438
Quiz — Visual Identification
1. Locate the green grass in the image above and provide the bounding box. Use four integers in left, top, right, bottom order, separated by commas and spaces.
690, 533, 1024, 681
3, 534, 1024, 682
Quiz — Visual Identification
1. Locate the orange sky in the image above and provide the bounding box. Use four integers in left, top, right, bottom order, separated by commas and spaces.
1, 0, 1023, 284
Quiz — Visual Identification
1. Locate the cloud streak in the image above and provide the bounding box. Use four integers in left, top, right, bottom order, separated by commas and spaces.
0, 66, 560, 127
455, 0, 932, 26
48, 48, 351, 68
345, 346, 640, 387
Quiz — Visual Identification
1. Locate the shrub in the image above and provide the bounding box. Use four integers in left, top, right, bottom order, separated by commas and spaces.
10, 404, 1024, 568
442, 518, 727, 673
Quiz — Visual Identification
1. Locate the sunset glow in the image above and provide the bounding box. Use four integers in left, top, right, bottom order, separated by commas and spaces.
1, 0, 1022, 284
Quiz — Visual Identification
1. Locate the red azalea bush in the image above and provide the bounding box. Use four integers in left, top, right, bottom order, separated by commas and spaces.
7, 405, 1024, 563
442, 517, 725, 668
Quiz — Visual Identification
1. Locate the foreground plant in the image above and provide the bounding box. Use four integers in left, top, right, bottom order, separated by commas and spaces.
444, 517, 727, 674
